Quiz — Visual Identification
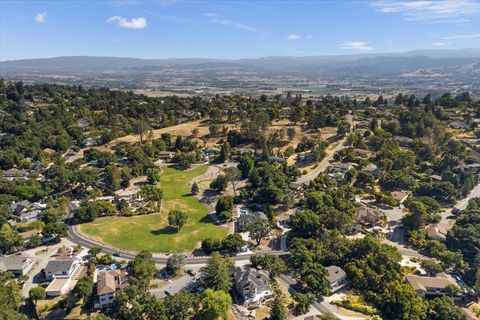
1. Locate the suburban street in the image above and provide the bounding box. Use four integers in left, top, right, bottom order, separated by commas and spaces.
294, 114, 353, 186
66, 203, 288, 266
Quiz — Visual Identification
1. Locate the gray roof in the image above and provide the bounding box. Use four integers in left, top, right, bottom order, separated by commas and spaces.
0, 255, 34, 271
326, 266, 346, 284
233, 266, 270, 291
45, 259, 75, 274
237, 211, 268, 228
3, 168, 29, 177
405, 273, 458, 291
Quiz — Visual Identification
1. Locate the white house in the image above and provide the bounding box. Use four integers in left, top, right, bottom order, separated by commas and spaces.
326, 265, 348, 293
233, 266, 272, 308
0, 255, 36, 276
44, 258, 81, 297
44, 258, 80, 281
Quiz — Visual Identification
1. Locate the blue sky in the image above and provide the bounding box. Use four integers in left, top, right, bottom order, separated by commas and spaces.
1, 0, 480, 60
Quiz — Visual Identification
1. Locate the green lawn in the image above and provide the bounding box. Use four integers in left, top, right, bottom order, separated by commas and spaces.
80, 166, 227, 253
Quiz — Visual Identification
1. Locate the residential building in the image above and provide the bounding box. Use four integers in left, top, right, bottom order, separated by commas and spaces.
392, 136, 413, 147
237, 211, 268, 232
96, 270, 128, 309
114, 187, 142, 203
0, 255, 36, 276
17, 210, 42, 224
351, 148, 372, 158
362, 163, 380, 177
391, 191, 409, 205
426, 221, 454, 241
449, 121, 469, 130
44, 258, 80, 281
405, 273, 460, 298
459, 163, 480, 174
326, 266, 347, 293
11, 200, 32, 215
3, 168, 29, 180
328, 162, 355, 180
355, 204, 386, 227
45, 258, 81, 297
157, 151, 173, 160
233, 266, 272, 307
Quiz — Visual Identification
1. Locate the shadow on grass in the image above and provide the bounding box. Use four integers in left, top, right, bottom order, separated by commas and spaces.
150, 226, 178, 235
199, 215, 217, 224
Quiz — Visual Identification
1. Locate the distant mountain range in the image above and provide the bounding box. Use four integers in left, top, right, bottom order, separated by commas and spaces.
1, 48, 479, 73
1, 49, 479, 95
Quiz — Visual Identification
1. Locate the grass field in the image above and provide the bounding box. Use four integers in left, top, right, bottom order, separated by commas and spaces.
80, 166, 228, 253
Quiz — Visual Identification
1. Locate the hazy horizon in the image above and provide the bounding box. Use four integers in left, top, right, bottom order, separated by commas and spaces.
2, 47, 480, 63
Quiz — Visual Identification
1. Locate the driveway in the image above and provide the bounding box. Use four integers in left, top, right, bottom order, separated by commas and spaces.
440, 182, 480, 222
294, 114, 352, 186
21, 238, 74, 297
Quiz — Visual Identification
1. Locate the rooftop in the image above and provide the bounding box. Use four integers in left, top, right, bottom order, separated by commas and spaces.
97, 269, 128, 296
326, 265, 346, 284
45, 258, 76, 274
405, 273, 458, 292
0, 255, 35, 271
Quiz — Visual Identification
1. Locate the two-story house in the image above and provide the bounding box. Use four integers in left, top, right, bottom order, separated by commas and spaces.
326, 265, 348, 293
44, 258, 81, 297
233, 266, 272, 308
96, 269, 128, 309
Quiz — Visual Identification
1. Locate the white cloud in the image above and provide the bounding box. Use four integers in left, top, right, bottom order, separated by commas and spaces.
372, 0, 480, 23
207, 15, 260, 33
203, 12, 219, 17
287, 34, 301, 40
431, 41, 451, 46
107, 16, 147, 29
287, 33, 302, 41
340, 41, 374, 51
34, 12, 47, 23
442, 33, 480, 40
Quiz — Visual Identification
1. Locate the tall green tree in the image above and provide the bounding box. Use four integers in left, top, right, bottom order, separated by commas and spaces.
164, 290, 199, 320
73, 276, 94, 302
201, 252, 233, 292
245, 219, 272, 246
168, 209, 188, 231
270, 290, 287, 320
165, 254, 185, 276
380, 281, 427, 320
0, 223, 22, 254
29, 287, 46, 306
200, 289, 232, 320
427, 297, 466, 320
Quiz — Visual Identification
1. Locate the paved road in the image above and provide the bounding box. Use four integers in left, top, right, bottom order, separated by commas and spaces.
294, 114, 353, 186
440, 182, 480, 222
66, 203, 288, 266
277, 274, 344, 317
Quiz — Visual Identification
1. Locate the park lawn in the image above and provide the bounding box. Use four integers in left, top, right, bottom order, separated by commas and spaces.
80, 166, 227, 253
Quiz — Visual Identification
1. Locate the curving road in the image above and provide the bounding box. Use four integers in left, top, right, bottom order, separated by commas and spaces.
65, 204, 288, 266
294, 114, 353, 186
